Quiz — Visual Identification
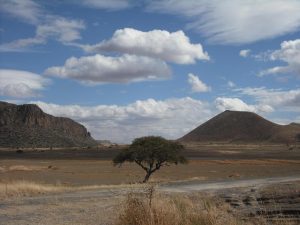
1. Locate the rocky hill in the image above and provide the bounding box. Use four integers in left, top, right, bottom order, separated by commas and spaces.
179, 110, 300, 143
0, 101, 97, 148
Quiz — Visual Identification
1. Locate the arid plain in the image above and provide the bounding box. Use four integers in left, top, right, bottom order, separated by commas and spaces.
1, 143, 300, 225
1, 144, 300, 186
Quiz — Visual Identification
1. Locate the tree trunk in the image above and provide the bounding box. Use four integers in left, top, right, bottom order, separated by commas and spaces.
143, 171, 152, 183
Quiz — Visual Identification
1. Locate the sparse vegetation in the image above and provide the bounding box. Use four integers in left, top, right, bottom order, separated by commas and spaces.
0, 180, 299, 224
113, 136, 187, 183
0, 180, 67, 199
0, 180, 145, 199
0, 144, 299, 224
115, 191, 242, 225
115, 186, 299, 225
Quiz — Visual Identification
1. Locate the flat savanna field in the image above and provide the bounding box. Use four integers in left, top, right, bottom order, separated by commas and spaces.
1, 143, 300, 185
1, 143, 300, 225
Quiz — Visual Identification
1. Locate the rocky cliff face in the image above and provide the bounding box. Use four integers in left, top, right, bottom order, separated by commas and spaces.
0, 101, 97, 147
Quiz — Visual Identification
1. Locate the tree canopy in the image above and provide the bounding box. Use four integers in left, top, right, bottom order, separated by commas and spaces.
113, 136, 187, 183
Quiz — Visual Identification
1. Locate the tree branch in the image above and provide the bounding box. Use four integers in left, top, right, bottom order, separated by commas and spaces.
135, 160, 149, 172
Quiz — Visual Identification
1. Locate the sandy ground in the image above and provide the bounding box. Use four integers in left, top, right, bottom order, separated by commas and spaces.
1, 159, 300, 185
0, 144, 299, 224
0, 177, 299, 225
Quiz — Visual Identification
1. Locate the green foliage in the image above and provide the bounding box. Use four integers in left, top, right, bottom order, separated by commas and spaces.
113, 136, 187, 182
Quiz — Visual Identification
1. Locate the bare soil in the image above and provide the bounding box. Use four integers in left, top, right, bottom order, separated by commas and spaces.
1, 144, 300, 185
0, 159, 299, 185
0, 179, 299, 225
0, 144, 299, 224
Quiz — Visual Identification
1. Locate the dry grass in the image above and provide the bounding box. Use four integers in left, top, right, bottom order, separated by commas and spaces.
1, 181, 299, 224
115, 188, 245, 225
8, 165, 48, 171
0, 180, 70, 199
0, 180, 148, 199
0, 164, 52, 172
114, 186, 299, 225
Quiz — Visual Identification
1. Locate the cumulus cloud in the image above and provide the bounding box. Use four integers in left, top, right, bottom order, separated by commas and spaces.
236, 87, 300, 112
0, 69, 50, 98
0, 1, 85, 52
31, 91, 299, 143
259, 39, 300, 78
79, 28, 209, 64
32, 97, 214, 143
239, 49, 251, 58
188, 73, 211, 92
216, 87, 300, 119
44, 54, 171, 84
215, 97, 273, 113
80, 0, 132, 10
148, 0, 300, 44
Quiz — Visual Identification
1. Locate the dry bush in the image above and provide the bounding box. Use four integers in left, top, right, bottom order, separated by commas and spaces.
115, 187, 246, 225
115, 186, 300, 225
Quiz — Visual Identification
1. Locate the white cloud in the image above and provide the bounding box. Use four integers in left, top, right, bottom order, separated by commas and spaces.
79, 28, 209, 64
0, 38, 46, 52
0, 1, 85, 52
236, 87, 300, 112
36, 16, 85, 43
0, 69, 50, 98
28, 92, 298, 143
0, 16, 85, 52
80, 0, 132, 10
148, 0, 300, 44
0, 0, 41, 24
215, 97, 273, 113
32, 97, 214, 143
227, 81, 236, 88
44, 54, 171, 84
259, 39, 300, 78
239, 49, 251, 58
188, 73, 211, 92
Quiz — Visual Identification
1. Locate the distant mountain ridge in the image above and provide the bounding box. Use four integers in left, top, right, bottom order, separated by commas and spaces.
179, 110, 300, 143
0, 101, 97, 148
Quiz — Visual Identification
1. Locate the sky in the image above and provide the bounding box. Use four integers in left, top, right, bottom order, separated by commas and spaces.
0, 0, 300, 143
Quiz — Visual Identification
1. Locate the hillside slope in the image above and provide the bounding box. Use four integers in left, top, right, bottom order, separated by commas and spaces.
179, 110, 300, 143
0, 101, 97, 147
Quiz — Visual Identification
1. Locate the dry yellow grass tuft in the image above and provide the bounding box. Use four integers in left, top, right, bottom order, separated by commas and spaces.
0, 181, 70, 199
8, 165, 48, 171
0, 180, 68, 199
115, 186, 299, 225
115, 188, 245, 225
0, 180, 148, 199
0, 165, 51, 173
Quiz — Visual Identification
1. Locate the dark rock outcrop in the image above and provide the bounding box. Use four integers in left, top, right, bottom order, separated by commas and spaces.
220, 182, 300, 224
0, 101, 97, 147
179, 110, 300, 143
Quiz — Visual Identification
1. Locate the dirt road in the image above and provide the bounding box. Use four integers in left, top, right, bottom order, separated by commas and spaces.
160, 175, 300, 192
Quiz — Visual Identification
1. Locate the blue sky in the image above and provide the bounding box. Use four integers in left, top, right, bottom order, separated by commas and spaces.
0, 0, 300, 143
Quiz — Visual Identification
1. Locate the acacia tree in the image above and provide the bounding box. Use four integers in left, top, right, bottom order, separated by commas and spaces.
113, 136, 187, 183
